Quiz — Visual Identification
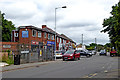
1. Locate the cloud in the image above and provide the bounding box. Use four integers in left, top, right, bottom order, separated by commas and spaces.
0, 0, 118, 45
0, 1, 39, 20
58, 21, 96, 28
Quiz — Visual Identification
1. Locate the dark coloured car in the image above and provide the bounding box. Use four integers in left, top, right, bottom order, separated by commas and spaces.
62, 50, 80, 61
99, 50, 107, 56
79, 50, 92, 57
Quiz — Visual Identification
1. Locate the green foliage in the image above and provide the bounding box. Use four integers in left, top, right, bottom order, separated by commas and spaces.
1, 53, 14, 65
101, 1, 120, 52
0, 11, 16, 42
6, 55, 14, 65
2, 53, 7, 62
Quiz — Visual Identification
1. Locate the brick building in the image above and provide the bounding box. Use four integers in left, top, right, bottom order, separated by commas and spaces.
1, 25, 76, 52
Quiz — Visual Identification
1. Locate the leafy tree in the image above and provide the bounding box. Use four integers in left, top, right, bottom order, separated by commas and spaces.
101, 1, 120, 52
0, 11, 16, 41
0, 12, 2, 41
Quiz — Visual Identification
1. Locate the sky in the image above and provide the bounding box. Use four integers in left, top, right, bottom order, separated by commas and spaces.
0, 0, 119, 45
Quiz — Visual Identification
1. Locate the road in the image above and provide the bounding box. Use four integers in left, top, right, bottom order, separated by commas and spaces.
2, 53, 119, 78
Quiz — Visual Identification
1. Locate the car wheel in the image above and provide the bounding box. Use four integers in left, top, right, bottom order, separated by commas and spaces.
63, 58, 65, 61
86, 55, 90, 58
73, 56, 77, 61
78, 57, 80, 60
110, 55, 113, 57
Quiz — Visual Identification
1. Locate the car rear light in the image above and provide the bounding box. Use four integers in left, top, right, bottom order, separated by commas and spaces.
61, 53, 62, 55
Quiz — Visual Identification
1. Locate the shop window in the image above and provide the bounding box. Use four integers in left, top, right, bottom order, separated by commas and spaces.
32, 30, 36, 37
38, 31, 41, 38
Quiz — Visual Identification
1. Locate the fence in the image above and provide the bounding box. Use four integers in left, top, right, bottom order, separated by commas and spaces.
0, 43, 55, 64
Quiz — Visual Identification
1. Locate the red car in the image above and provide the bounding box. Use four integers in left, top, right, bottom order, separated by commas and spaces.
110, 50, 117, 57
62, 50, 80, 61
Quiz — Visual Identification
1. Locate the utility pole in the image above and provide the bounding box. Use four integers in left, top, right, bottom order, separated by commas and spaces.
95, 38, 97, 54
82, 34, 83, 45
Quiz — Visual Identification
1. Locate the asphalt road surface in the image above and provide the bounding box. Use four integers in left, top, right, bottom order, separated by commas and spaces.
2, 53, 119, 78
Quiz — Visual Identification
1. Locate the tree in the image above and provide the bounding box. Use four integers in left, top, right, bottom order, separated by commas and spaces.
0, 12, 2, 41
0, 11, 16, 42
101, 1, 120, 52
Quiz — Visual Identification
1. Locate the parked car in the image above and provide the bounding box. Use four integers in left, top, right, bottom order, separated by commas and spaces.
110, 50, 117, 57
99, 50, 107, 56
91, 50, 96, 55
62, 50, 80, 61
79, 50, 92, 57
54, 51, 65, 58
88, 51, 93, 55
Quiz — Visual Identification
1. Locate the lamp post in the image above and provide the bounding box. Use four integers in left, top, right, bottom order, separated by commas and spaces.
54, 6, 67, 61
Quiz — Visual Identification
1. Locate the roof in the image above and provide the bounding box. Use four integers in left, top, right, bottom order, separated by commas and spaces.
61, 34, 76, 43
18, 25, 42, 31
42, 26, 55, 34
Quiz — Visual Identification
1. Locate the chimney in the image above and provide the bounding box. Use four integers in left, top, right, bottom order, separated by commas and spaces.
42, 25, 47, 29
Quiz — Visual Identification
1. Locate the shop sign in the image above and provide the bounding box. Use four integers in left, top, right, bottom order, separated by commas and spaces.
32, 41, 39, 45
3, 45, 11, 48
21, 51, 29, 54
47, 41, 55, 46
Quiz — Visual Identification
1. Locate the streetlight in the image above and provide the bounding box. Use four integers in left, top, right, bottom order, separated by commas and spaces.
54, 6, 67, 61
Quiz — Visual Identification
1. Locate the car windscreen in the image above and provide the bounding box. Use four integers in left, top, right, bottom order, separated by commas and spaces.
75, 50, 80, 53
55, 51, 61, 53
100, 50, 105, 53
65, 50, 74, 54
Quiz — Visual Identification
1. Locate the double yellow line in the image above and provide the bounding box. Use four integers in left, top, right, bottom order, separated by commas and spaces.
83, 73, 98, 78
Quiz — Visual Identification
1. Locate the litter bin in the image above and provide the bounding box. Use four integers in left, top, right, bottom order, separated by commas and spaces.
14, 54, 20, 65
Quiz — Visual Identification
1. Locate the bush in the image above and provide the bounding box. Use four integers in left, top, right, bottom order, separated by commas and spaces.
2, 53, 7, 62
2, 53, 14, 65
6, 57, 14, 65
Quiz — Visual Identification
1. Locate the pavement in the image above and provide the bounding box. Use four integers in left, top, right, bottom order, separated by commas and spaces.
1, 59, 61, 72
0, 62, 9, 67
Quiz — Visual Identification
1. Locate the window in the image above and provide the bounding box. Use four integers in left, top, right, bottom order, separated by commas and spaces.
32, 30, 36, 37
14, 33, 18, 37
60, 38, 61, 43
64, 40, 66, 43
57, 37, 59, 42
38, 31, 41, 38
44, 32, 46, 38
52, 35, 54, 40
48, 33, 50, 40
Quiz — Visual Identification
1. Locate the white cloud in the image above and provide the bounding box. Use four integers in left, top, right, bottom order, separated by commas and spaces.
0, 0, 119, 44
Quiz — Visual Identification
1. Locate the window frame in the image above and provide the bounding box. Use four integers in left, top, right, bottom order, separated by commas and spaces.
48, 33, 51, 40
52, 35, 54, 40
38, 31, 41, 38
44, 32, 47, 38
32, 29, 37, 37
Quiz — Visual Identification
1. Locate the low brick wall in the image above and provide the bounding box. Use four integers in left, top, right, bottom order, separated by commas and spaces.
0, 52, 8, 61
0, 42, 18, 52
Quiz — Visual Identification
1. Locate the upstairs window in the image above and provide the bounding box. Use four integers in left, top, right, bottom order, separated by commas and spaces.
60, 38, 61, 43
38, 31, 41, 38
44, 32, 46, 38
57, 37, 59, 42
52, 35, 54, 40
14, 33, 18, 37
32, 30, 36, 37
48, 33, 51, 40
